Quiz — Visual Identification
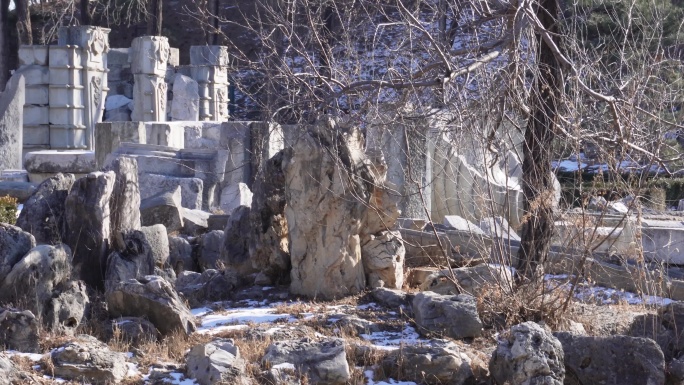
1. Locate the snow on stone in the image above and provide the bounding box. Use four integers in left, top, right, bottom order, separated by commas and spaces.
360, 325, 425, 349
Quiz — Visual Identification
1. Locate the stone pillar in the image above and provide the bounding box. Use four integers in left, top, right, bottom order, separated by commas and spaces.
189, 46, 229, 121
58, 26, 111, 150
130, 36, 169, 122
48, 45, 87, 149
0, 73, 25, 170
366, 116, 435, 220
17, 46, 50, 151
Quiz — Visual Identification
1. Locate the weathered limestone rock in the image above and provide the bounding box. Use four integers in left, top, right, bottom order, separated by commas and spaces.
249, 150, 289, 284
24, 150, 97, 176
412, 291, 482, 339
140, 186, 184, 232
0, 354, 16, 385
283, 120, 370, 299
140, 224, 169, 268
186, 339, 248, 385
106, 275, 196, 335
139, 173, 203, 210
262, 338, 350, 385
43, 280, 89, 334
107, 157, 141, 235
0, 308, 39, 352
372, 287, 409, 309
182, 209, 210, 236
51, 335, 128, 385
0, 244, 73, 317
419, 264, 514, 296
490, 322, 564, 385
381, 342, 474, 385
16, 173, 75, 244
170, 74, 199, 121
65, 171, 116, 289
555, 332, 665, 385
0, 223, 35, 283
199, 230, 226, 271
219, 182, 253, 215
169, 236, 195, 273
221, 206, 256, 275
0, 73, 24, 170
361, 230, 405, 289
94, 122, 145, 168
105, 230, 155, 291
110, 317, 158, 346
176, 269, 241, 308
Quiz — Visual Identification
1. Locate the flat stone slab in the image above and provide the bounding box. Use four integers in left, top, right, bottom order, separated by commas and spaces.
24, 150, 97, 174
0, 170, 28, 182
642, 219, 684, 228
139, 173, 203, 210
0, 181, 37, 202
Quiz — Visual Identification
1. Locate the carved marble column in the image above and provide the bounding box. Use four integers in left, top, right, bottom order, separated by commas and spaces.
189, 46, 229, 121
130, 36, 169, 122
17, 45, 50, 151
48, 45, 87, 149
58, 26, 111, 150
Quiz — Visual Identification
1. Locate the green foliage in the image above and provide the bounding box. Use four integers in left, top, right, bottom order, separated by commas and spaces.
0, 196, 17, 225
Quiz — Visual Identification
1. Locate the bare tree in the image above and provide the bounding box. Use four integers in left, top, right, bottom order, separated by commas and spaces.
0, 0, 10, 89
16, 0, 32, 45
146, 0, 162, 36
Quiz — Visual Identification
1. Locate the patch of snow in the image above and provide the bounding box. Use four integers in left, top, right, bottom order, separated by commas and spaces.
552, 160, 587, 172
163, 372, 199, 385
190, 307, 212, 317
357, 303, 379, 310
574, 284, 673, 306
360, 325, 424, 348
4, 351, 45, 361
196, 324, 248, 335
273, 362, 296, 370
365, 369, 417, 385
127, 362, 141, 378
200, 308, 290, 328
262, 286, 274, 291
15, 204, 22, 218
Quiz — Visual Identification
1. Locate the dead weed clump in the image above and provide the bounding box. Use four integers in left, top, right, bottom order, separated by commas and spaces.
477, 281, 578, 332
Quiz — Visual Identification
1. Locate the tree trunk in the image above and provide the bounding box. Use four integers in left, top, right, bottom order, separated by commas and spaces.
516, 0, 561, 283
211, 0, 220, 45
80, 0, 90, 25
147, 0, 163, 36
0, 0, 9, 89
16, 0, 32, 45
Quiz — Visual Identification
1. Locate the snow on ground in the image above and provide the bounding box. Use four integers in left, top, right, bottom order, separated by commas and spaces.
544, 274, 673, 306
365, 369, 418, 385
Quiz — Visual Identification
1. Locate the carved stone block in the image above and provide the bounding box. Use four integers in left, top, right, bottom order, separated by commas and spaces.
131, 74, 167, 122
130, 36, 170, 77
18, 45, 49, 67
189, 46, 229, 66
57, 26, 110, 71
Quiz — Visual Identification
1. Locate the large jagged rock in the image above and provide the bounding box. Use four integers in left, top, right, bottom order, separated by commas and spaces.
0, 73, 24, 170
0, 308, 39, 352
283, 120, 373, 299
0, 223, 35, 283
105, 230, 155, 291
381, 342, 474, 385
44, 280, 89, 334
16, 173, 75, 245
106, 275, 196, 335
176, 269, 241, 308
186, 339, 249, 385
361, 230, 405, 289
140, 224, 169, 268
0, 354, 16, 385
222, 205, 256, 275
0, 244, 72, 317
65, 171, 116, 289
109, 317, 159, 346
51, 335, 128, 384
107, 156, 141, 235
169, 236, 195, 274
490, 322, 565, 385
555, 332, 664, 385
140, 186, 184, 232
198, 230, 226, 271
262, 338, 350, 385
249, 150, 290, 284
412, 291, 482, 339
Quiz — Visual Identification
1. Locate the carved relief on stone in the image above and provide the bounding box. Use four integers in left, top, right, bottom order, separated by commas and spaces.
92, 76, 102, 108
157, 82, 167, 112
88, 28, 109, 56
155, 40, 170, 67
216, 88, 227, 104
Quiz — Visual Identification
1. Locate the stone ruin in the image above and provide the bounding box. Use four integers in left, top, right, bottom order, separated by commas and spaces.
3, 25, 684, 306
